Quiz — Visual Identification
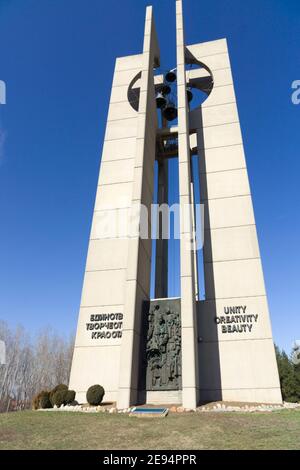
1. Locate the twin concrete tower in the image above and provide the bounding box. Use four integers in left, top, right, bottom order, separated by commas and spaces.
69, 0, 282, 408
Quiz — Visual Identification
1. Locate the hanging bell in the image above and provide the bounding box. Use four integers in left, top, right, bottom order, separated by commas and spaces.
165, 68, 177, 83
159, 83, 171, 95
163, 101, 178, 121
156, 91, 167, 109
187, 87, 193, 103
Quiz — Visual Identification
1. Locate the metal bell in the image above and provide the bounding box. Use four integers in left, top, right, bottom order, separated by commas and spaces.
160, 83, 171, 95
187, 87, 193, 103
156, 92, 167, 109
163, 101, 178, 121
165, 68, 177, 83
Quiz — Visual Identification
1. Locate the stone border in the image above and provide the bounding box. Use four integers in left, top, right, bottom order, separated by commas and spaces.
37, 401, 300, 414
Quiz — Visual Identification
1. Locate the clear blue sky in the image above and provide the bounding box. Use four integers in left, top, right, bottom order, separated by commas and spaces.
0, 0, 299, 353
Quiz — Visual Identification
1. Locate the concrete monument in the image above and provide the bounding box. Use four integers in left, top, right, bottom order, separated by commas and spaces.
69, 0, 282, 408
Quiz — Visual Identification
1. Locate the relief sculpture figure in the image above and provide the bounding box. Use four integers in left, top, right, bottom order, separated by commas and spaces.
146, 301, 181, 390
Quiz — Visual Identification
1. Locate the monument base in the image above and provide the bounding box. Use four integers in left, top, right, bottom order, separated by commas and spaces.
146, 390, 182, 405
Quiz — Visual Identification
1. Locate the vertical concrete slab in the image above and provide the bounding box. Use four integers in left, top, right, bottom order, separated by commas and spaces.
187, 37, 282, 403
69, 45, 144, 405
176, 0, 199, 409
117, 6, 160, 409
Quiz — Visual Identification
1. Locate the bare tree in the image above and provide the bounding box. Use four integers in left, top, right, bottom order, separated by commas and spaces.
0, 321, 74, 412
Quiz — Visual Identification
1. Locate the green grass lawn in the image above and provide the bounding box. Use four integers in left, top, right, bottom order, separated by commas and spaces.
0, 409, 299, 450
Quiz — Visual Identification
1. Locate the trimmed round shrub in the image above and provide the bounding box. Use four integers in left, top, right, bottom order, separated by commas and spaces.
49, 384, 68, 406
52, 389, 68, 407
32, 393, 41, 410
39, 392, 52, 409
86, 385, 105, 406
51, 384, 68, 394
32, 390, 52, 410
65, 390, 76, 404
